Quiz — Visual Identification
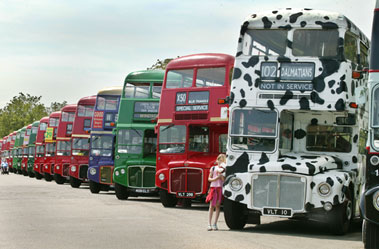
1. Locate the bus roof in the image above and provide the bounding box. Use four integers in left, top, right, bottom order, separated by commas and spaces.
166, 53, 235, 70
97, 86, 123, 96
61, 104, 77, 112
77, 95, 96, 105
26, 124, 32, 129
124, 70, 165, 83
32, 121, 40, 127
39, 116, 49, 123
243, 8, 369, 46
49, 111, 61, 118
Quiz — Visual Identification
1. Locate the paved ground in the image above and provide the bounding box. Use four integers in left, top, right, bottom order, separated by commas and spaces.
0, 173, 364, 249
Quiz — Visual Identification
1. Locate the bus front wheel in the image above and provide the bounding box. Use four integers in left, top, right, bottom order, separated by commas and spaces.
115, 183, 129, 200
363, 219, 379, 249
89, 180, 101, 194
327, 191, 353, 235
28, 171, 35, 178
159, 189, 177, 207
70, 176, 81, 188
54, 174, 66, 184
44, 173, 53, 182
224, 198, 248, 230
35, 172, 42, 180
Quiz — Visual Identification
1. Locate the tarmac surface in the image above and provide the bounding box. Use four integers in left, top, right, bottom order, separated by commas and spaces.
0, 173, 364, 249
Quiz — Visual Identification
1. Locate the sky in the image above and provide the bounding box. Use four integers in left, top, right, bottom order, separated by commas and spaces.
0, 0, 376, 109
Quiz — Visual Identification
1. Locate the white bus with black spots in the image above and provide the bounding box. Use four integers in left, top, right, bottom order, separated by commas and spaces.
361, 1, 379, 248
224, 8, 370, 235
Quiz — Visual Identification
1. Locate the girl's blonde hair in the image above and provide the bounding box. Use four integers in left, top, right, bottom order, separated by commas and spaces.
216, 154, 226, 163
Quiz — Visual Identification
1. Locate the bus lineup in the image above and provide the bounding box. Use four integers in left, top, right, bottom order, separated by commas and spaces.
1, 5, 379, 249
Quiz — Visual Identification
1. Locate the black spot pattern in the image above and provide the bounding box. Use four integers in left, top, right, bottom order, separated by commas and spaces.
310, 182, 315, 189
289, 12, 303, 23
280, 155, 297, 160
333, 195, 340, 205
300, 21, 306, 27
305, 202, 314, 211
282, 164, 297, 171
328, 80, 336, 88
279, 90, 293, 105
245, 183, 251, 195
352, 156, 357, 163
277, 14, 282, 20
267, 100, 274, 110
306, 162, 316, 175
240, 21, 249, 35
294, 129, 306, 139
240, 89, 245, 98
326, 177, 334, 187
353, 135, 358, 143
224, 190, 232, 198
259, 166, 266, 172
315, 21, 339, 29
239, 99, 247, 108
336, 177, 343, 184
243, 74, 253, 87
299, 97, 310, 110
233, 68, 242, 80
236, 195, 244, 202
262, 17, 272, 29
310, 91, 325, 105
335, 98, 345, 111
311, 118, 318, 125
242, 56, 259, 68
226, 152, 249, 177
258, 152, 269, 165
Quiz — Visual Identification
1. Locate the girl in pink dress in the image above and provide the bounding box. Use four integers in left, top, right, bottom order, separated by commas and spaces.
206, 154, 226, 231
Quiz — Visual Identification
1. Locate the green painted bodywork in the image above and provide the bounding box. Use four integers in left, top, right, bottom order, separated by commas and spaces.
27, 121, 40, 173
113, 70, 164, 190
12, 127, 26, 171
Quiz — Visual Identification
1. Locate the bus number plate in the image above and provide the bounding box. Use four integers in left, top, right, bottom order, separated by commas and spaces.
263, 207, 292, 217
176, 192, 195, 198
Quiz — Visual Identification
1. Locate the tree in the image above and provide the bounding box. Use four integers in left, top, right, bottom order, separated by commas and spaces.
146, 58, 177, 70
0, 93, 67, 138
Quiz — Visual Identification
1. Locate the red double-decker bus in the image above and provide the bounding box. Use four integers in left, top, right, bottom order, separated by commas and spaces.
8, 131, 16, 172
155, 53, 234, 207
42, 111, 61, 181
34, 116, 49, 180
54, 104, 77, 184
69, 96, 96, 188
21, 124, 32, 176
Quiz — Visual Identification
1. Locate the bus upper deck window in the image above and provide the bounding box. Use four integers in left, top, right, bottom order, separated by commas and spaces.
166, 69, 193, 89
243, 29, 287, 56
152, 84, 162, 99
293, 29, 338, 57
196, 67, 226, 87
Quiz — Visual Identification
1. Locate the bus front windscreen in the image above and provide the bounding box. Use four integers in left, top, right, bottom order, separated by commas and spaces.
159, 125, 186, 153
57, 140, 71, 156
45, 143, 56, 157
91, 135, 113, 157
117, 129, 143, 154
62, 112, 75, 122
49, 117, 60, 127
72, 138, 89, 156
96, 96, 118, 111
36, 145, 44, 156
29, 147, 35, 157
230, 109, 277, 151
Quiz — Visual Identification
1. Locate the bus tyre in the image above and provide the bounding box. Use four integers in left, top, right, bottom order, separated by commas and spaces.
22, 170, 28, 176
101, 185, 110, 192
35, 172, 42, 180
28, 171, 35, 178
70, 176, 81, 188
159, 189, 177, 207
224, 198, 248, 230
89, 180, 101, 194
115, 183, 129, 200
9, 168, 13, 173
17, 169, 22, 174
54, 174, 66, 185
44, 173, 53, 182
363, 219, 379, 249
327, 192, 353, 235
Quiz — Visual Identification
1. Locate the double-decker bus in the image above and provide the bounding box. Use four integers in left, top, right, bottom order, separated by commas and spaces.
69, 96, 96, 188
21, 124, 32, 176
155, 54, 234, 207
87, 86, 122, 194
113, 70, 164, 200
362, 1, 379, 248
34, 117, 49, 180
8, 131, 16, 173
26, 121, 39, 177
223, 9, 369, 235
13, 127, 26, 174
43, 111, 61, 181
54, 104, 77, 184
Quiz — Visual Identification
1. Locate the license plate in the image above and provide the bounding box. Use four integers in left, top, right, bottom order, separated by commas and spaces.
135, 188, 153, 194
263, 207, 292, 217
176, 192, 195, 198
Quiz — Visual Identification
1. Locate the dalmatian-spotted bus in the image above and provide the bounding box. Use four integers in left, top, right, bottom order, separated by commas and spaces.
224, 8, 369, 235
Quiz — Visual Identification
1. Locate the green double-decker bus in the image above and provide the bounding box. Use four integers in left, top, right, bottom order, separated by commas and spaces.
113, 70, 164, 200
13, 127, 26, 174
26, 121, 40, 177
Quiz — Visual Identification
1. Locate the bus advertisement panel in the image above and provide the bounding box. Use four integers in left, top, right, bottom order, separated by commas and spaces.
34, 117, 49, 180
54, 104, 77, 184
87, 86, 122, 194
223, 9, 369, 235
155, 54, 234, 207
112, 70, 164, 200
69, 96, 96, 188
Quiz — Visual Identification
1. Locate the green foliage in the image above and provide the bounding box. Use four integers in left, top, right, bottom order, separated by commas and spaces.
0, 93, 66, 138
146, 58, 176, 70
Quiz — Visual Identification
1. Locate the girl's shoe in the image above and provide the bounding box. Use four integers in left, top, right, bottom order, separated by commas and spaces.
207, 225, 213, 231
212, 224, 218, 230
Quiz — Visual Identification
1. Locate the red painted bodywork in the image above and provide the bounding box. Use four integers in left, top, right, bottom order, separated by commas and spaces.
155, 53, 234, 198
43, 111, 61, 177
54, 104, 77, 178
8, 132, 16, 170
69, 96, 96, 181
34, 117, 49, 175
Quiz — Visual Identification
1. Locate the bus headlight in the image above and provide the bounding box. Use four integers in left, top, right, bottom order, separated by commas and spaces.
159, 173, 165, 181
120, 169, 126, 175
230, 177, 243, 191
56, 165, 60, 170
71, 166, 77, 172
318, 183, 331, 197
89, 168, 96, 176
115, 171, 120, 176
373, 190, 379, 211
370, 156, 379, 166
